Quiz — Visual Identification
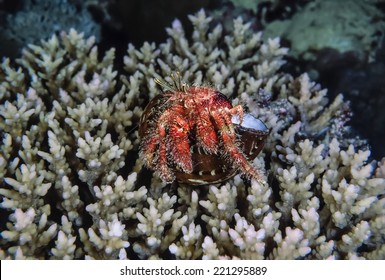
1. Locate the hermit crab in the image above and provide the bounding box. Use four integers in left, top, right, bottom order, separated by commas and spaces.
139, 73, 269, 185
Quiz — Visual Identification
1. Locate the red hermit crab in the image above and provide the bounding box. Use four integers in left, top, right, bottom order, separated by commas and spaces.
139, 73, 269, 185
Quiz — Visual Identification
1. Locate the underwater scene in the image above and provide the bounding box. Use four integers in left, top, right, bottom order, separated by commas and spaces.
0, 0, 384, 260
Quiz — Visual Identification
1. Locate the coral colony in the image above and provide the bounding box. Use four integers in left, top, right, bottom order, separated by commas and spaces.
0, 10, 384, 259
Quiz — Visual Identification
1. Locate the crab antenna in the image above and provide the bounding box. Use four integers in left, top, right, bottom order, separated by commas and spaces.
154, 72, 189, 92
171, 72, 179, 90
154, 77, 174, 92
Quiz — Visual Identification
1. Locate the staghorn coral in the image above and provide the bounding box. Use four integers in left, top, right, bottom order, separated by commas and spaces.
0, 10, 384, 260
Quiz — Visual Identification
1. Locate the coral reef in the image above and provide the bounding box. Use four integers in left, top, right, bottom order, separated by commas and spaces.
0, 10, 384, 260
262, 0, 385, 62
0, 0, 100, 58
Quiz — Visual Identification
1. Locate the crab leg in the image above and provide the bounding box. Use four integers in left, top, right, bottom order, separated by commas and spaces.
155, 121, 174, 182
229, 105, 244, 125
151, 107, 189, 182
168, 115, 193, 173
212, 110, 265, 183
195, 108, 218, 153
140, 132, 159, 166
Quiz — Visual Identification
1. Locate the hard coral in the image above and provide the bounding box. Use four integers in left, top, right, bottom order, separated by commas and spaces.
263, 0, 385, 62
0, 10, 384, 260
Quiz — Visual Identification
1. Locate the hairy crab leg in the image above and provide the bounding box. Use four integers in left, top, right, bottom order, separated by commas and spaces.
195, 107, 218, 153
154, 111, 176, 182
212, 110, 265, 184
168, 115, 193, 173
140, 132, 159, 167
228, 105, 244, 127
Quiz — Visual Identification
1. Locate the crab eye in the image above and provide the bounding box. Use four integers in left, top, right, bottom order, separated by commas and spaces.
213, 91, 232, 107
213, 91, 229, 101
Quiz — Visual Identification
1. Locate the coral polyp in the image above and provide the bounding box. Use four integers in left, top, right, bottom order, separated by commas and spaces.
139, 74, 269, 185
